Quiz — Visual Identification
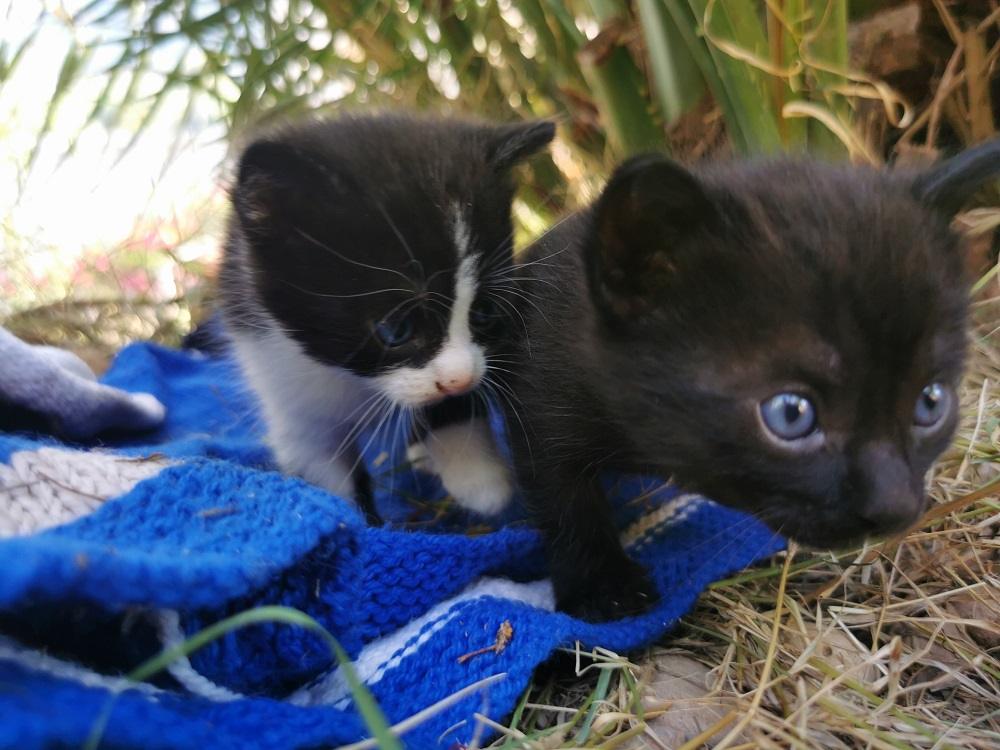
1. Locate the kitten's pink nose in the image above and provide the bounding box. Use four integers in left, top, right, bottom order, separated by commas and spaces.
435, 373, 475, 396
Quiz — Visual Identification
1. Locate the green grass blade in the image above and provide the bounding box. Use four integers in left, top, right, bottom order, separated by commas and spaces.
22, 41, 94, 180
0, 15, 43, 86
573, 664, 613, 745
579, 1, 665, 158
661, 0, 747, 153
89, 606, 400, 750
766, 0, 808, 150
803, 0, 849, 158
687, 0, 783, 154
636, 0, 706, 126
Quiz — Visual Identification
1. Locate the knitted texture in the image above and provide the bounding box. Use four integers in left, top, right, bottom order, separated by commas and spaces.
0, 342, 785, 749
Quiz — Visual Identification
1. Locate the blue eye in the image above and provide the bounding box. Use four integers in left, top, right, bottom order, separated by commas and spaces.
760, 393, 818, 441
914, 383, 951, 427
375, 315, 414, 347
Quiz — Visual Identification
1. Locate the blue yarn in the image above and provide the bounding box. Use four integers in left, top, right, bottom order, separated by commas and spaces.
0, 342, 785, 748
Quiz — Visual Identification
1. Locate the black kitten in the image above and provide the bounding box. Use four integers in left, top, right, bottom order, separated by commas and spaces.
219, 114, 554, 517
506, 142, 1000, 621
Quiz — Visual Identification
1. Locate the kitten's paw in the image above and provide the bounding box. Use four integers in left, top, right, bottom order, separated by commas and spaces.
444, 462, 513, 516
410, 419, 514, 516
556, 557, 658, 622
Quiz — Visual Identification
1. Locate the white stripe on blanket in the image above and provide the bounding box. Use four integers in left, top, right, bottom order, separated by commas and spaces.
290, 494, 705, 709
621, 493, 704, 551
290, 577, 555, 708
0, 447, 170, 537
0, 635, 163, 697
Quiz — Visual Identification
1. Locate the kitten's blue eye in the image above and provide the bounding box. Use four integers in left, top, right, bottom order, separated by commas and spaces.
375, 315, 414, 348
914, 383, 951, 428
759, 393, 818, 441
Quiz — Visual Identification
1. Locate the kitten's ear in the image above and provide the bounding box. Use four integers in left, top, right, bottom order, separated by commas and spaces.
589, 153, 715, 319
486, 120, 556, 170
233, 139, 343, 238
912, 138, 1000, 215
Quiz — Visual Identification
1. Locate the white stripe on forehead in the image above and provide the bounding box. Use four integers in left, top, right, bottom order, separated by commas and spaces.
448, 254, 478, 345
452, 203, 472, 259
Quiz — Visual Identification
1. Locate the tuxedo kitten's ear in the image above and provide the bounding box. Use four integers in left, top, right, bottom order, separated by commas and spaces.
234, 139, 344, 238
486, 120, 556, 170
912, 138, 1000, 216
589, 153, 716, 319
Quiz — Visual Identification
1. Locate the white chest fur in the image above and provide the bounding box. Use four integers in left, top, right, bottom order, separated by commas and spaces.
230, 325, 375, 498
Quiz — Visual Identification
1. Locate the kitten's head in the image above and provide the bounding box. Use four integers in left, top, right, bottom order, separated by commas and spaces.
227, 115, 554, 406
584, 143, 1000, 548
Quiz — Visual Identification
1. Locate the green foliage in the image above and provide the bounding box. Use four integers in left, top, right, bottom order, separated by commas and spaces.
1, 2, 881, 185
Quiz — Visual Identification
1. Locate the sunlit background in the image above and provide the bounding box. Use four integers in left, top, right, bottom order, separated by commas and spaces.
1, 0, 997, 361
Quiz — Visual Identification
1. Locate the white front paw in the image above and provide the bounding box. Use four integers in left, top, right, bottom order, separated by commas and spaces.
443, 460, 514, 516
410, 419, 514, 516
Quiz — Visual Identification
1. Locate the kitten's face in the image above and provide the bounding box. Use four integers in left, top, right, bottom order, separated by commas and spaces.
587, 157, 971, 548
228, 116, 553, 407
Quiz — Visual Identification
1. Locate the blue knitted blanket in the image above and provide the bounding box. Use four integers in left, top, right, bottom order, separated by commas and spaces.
0, 341, 785, 749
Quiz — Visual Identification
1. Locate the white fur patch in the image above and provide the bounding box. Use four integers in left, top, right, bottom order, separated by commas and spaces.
452, 203, 473, 259
408, 418, 512, 515
230, 326, 377, 499
0, 635, 164, 697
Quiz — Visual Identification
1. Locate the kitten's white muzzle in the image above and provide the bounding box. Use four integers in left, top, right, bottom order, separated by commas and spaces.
374, 343, 486, 406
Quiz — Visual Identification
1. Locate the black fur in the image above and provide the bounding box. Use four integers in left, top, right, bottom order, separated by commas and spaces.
506, 149, 996, 621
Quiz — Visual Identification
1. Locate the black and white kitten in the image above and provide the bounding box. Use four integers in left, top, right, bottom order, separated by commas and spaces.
506, 141, 1000, 621
219, 115, 554, 518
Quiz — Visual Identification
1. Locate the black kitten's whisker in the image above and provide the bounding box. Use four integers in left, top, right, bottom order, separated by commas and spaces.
338, 389, 387, 428
348, 398, 397, 484
480, 239, 515, 274
372, 197, 425, 280
294, 227, 418, 286
496, 286, 554, 327
328, 392, 391, 465
281, 280, 412, 300
490, 294, 532, 354
496, 275, 564, 293
483, 364, 517, 377
482, 377, 533, 466
508, 241, 571, 271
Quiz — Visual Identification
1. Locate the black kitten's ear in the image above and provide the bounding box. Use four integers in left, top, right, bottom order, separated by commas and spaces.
912, 138, 1000, 215
589, 153, 716, 319
233, 139, 343, 237
486, 120, 556, 170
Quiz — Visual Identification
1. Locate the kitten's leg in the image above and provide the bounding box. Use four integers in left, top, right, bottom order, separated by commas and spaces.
508, 433, 658, 620
271, 433, 357, 499
409, 395, 513, 515
272, 432, 388, 525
